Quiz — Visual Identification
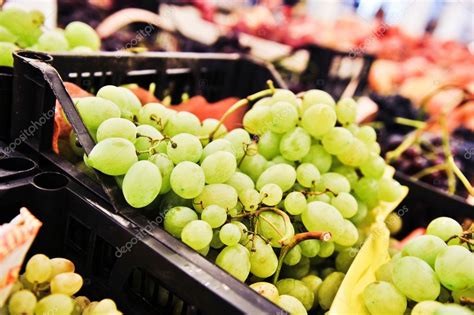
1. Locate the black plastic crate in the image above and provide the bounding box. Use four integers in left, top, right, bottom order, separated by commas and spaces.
0, 66, 13, 141
0, 165, 284, 314
288, 44, 375, 99
8, 51, 287, 314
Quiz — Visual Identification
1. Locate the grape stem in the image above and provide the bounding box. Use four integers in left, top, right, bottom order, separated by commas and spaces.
208, 80, 276, 140
460, 296, 474, 305
272, 231, 332, 284
439, 113, 457, 194
394, 117, 427, 129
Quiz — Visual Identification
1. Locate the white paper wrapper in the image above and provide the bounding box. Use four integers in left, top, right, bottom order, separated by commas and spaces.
0, 208, 42, 306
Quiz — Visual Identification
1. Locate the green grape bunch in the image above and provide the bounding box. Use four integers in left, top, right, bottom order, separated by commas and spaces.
0, 7, 101, 67
76, 85, 407, 314
3, 254, 122, 315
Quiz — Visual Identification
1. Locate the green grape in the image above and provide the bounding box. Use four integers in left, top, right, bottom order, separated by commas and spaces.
426, 217, 463, 241
368, 142, 381, 154
50, 272, 83, 296
225, 172, 254, 195
279, 127, 311, 161
300, 240, 320, 258
69, 131, 84, 157
90, 299, 118, 314
331, 192, 358, 218
164, 206, 198, 237
333, 220, 359, 247
96, 85, 141, 121
378, 178, 403, 202
223, 128, 250, 160
164, 111, 201, 136
354, 177, 379, 202
76, 97, 121, 137
301, 275, 323, 308
0, 25, 17, 43
198, 118, 227, 143
296, 163, 320, 188
25, 254, 51, 283
284, 192, 307, 215
243, 106, 272, 135
256, 163, 296, 192
318, 241, 335, 258
272, 155, 295, 166
215, 244, 250, 282
8, 290, 36, 315
392, 256, 440, 302
34, 294, 74, 315
276, 279, 314, 311
36, 30, 69, 52
149, 153, 174, 194
335, 98, 357, 125
74, 296, 90, 313
336, 248, 358, 273
193, 184, 238, 212
435, 245, 474, 291
272, 89, 299, 107
135, 125, 164, 160
360, 153, 385, 179
181, 220, 213, 250
239, 154, 268, 182
231, 221, 249, 243
302, 89, 335, 112
362, 281, 407, 315
253, 97, 274, 108
49, 258, 75, 280
284, 245, 302, 266
83, 301, 98, 314
269, 101, 298, 134
246, 236, 278, 278
257, 211, 294, 248
122, 160, 162, 208
70, 46, 93, 53
201, 139, 236, 162
337, 138, 369, 167
321, 127, 354, 155
0, 8, 42, 47
258, 131, 282, 160
452, 287, 474, 304
219, 223, 242, 246
167, 133, 202, 164
402, 235, 447, 268
302, 201, 344, 239
159, 189, 193, 212
356, 125, 377, 144
201, 205, 227, 228
249, 282, 279, 303
260, 183, 283, 206
434, 304, 473, 315
302, 144, 332, 173
411, 301, 443, 315
201, 151, 236, 184
64, 21, 100, 50
239, 189, 261, 211
320, 267, 336, 279
170, 161, 205, 199
0, 42, 17, 67
301, 104, 337, 138
277, 295, 308, 315
137, 103, 174, 131
321, 172, 351, 194
318, 272, 345, 310
375, 261, 394, 283
96, 118, 137, 143
281, 256, 311, 280
210, 229, 224, 249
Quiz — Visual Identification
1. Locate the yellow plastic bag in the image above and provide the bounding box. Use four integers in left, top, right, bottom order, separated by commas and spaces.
329, 168, 409, 315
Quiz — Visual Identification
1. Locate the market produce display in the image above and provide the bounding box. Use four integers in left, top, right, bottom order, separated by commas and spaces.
62, 82, 410, 313
3, 254, 121, 314
0, 7, 101, 67
362, 217, 473, 315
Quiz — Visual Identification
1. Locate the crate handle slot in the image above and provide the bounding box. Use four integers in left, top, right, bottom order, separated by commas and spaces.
0, 156, 36, 172
32, 172, 69, 191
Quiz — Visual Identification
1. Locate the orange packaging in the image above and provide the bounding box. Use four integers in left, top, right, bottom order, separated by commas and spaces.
0, 208, 42, 306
